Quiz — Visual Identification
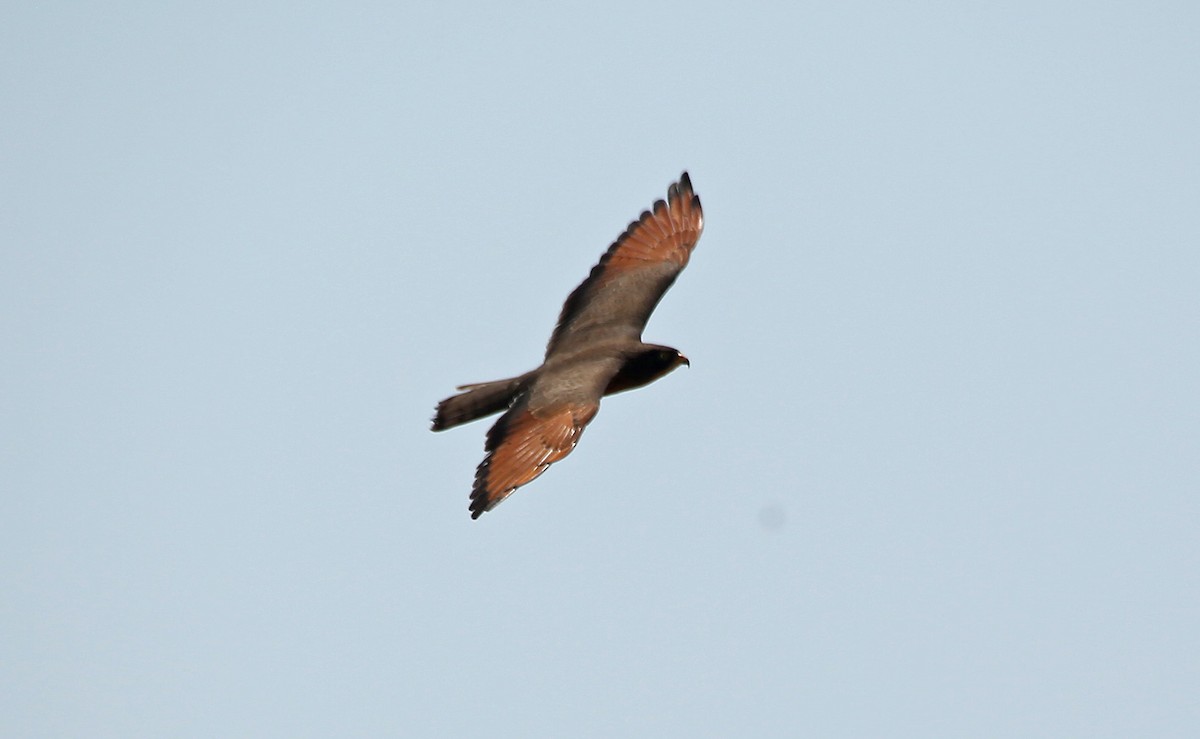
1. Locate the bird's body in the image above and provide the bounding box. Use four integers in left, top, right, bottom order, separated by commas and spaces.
433, 173, 704, 518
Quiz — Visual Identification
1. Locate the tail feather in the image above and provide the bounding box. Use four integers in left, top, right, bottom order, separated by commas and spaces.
431, 374, 530, 431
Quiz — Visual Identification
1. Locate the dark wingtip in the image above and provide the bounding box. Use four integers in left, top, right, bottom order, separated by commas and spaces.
676, 171, 701, 214
469, 455, 494, 519
468, 484, 492, 518
468, 492, 486, 519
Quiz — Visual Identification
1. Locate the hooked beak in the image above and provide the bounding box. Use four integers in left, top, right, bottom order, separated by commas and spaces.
679, 353, 690, 368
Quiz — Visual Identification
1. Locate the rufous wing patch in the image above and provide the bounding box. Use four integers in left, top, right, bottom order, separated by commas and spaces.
596, 175, 704, 284
544, 172, 704, 357
470, 403, 599, 518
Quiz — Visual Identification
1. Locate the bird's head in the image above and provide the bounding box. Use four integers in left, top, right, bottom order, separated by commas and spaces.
605, 345, 690, 396
651, 346, 689, 371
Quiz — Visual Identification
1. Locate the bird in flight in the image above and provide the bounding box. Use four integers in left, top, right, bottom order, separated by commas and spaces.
432, 172, 704, 518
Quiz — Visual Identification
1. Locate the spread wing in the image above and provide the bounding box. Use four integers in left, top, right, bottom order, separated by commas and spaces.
545, 172, 703, 358
469, 356, 623, 518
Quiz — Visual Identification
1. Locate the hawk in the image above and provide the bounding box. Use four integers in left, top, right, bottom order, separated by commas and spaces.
432, 172, 704, 518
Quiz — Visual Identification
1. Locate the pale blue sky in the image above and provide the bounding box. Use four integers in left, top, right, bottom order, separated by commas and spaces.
3, 3, 1198, 737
